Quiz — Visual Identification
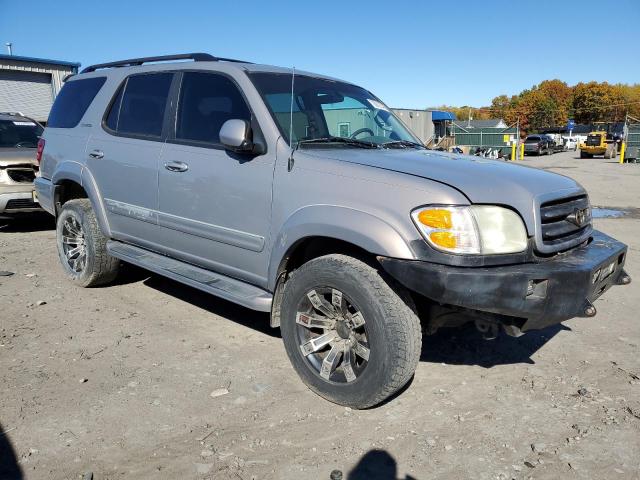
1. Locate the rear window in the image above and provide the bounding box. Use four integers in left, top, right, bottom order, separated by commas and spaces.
0, 119, 43, 148
104, 73, 173, 138
48, 77, 106, 128
525, 136, 540, 143
586, 135, 601, 146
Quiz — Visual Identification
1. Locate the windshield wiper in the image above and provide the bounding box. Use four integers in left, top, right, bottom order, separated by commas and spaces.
381, 140, 425, 149
297, 136, 379, 149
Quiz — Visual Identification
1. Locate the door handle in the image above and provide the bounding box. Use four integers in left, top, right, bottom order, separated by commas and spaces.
164, 161, 189, 173
88, 150, 104, 159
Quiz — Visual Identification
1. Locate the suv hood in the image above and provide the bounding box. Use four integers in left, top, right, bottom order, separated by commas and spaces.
0, 148, 37, 167
308, 148, 584, 233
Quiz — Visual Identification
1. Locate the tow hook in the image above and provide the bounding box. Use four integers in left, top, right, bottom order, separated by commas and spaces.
474, 319, 499, 340
583, 300, 597, 317
617, 270, 631, 285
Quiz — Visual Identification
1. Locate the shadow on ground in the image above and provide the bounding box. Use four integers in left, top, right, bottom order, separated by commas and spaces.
0, 422, 22, 480
0, 214, 55, 233
143, 274, 277, 337
341, 449, 416, 480
421, 322, 569, 368
137, 271, 569, 360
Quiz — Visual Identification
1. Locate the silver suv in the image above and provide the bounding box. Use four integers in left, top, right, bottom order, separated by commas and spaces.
35, 53, 630, 408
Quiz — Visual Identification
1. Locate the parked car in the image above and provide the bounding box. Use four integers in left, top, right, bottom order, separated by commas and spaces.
543, 134, 564, 153
562, 136, 578, 151
523, 135, 553, 155
35, 53, 631, 408
0, 112, 43, 219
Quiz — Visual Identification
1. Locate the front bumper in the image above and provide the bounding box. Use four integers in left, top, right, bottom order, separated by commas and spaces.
379, 231, 630, 332
0, 189, 42, 217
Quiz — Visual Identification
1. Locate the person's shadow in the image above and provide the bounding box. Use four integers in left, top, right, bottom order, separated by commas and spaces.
347, 449, 416, 480
0, 422, 22, 480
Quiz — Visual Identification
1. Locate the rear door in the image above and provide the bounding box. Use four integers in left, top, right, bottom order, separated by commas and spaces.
85, 72, 174, 248
156, 71, 275, 285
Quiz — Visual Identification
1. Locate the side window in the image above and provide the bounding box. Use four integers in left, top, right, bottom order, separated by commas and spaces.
48, 77, 106, 128
176, 72, 251, 144
104, 72, 173, 137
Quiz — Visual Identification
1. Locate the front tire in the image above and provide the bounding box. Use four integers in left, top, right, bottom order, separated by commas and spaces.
280, 254, 421, 408
56, 199, 119, 287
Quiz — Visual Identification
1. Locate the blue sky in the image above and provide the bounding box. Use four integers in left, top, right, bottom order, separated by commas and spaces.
1, 0, 639, 108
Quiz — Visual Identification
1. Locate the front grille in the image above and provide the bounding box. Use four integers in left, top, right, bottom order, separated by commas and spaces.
5, 199, 39, 210
7, 168, 36, 183
539, 194, 591, 250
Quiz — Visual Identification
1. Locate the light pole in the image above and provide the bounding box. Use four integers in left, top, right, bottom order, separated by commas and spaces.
5, 43, 12, 55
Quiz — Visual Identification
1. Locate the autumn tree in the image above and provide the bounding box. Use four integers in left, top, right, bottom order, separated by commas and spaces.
572, 82, 625, 123
426, 80, 640, 134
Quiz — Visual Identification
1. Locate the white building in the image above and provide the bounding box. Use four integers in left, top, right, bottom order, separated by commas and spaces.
0, 54, 79, 123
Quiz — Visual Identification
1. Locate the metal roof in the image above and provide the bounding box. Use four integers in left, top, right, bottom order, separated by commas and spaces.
453, 119, 507, 129
0, 54, 80, 68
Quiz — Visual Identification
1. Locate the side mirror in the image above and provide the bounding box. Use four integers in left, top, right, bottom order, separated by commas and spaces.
220, 119, 253, 152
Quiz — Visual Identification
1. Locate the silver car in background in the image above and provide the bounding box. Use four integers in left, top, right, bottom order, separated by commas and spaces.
0, 112, 43, 219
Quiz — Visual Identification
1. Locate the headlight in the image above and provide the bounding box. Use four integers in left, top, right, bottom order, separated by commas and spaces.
411, 205, 528, 255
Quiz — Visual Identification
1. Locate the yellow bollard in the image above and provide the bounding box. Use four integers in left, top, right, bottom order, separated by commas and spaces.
620, 142, 626, 164
511, 143, 516, 161
519, 143, 524, 160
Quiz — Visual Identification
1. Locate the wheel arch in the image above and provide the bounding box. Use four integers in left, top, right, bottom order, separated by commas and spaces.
267, 206, 417, 327
51, 162, 111, 237
268, 206, 416, 291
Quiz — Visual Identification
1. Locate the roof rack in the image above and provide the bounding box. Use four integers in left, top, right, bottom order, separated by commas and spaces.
80, 53, 251, 74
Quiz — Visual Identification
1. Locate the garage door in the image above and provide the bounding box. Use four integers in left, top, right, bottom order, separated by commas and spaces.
0, 70, 53, 122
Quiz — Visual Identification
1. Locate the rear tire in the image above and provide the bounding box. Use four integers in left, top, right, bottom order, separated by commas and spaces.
56, 199, 119, 287
280, 254, 421, 409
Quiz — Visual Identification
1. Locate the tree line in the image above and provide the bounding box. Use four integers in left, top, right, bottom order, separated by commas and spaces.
432, 80, 640, 133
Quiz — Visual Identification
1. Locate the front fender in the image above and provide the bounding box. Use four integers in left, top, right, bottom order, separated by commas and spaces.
268, 205, 416, 290
51, 161, 111, 237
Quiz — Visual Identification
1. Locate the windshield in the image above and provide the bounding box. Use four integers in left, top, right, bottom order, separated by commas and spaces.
0, 119, 43, 148
249, 72, 421, 147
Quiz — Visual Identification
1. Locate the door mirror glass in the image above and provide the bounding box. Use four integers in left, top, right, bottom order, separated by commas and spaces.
220, 119, 253, 152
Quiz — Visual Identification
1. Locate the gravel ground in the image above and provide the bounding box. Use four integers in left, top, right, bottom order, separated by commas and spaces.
1, 151, 639, 480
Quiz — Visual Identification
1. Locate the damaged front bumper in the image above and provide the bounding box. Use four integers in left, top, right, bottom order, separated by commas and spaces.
379, 231, 630, 333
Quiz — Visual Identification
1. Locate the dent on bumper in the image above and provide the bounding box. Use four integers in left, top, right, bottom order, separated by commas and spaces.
379, 231, 630, 332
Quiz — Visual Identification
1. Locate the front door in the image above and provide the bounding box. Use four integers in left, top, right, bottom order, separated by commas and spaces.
157, 71, 275, 287
86, 71, 174, 248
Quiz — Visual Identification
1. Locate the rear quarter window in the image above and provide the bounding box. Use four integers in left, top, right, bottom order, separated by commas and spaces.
104, 72, 173, 138
47, 77, 107, 128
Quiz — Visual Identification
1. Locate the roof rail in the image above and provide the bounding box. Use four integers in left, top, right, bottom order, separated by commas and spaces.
80, 53, 251, 74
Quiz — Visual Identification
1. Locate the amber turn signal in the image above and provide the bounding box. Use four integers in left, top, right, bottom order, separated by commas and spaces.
417, 209, 452, 229
429, 231, 457, 249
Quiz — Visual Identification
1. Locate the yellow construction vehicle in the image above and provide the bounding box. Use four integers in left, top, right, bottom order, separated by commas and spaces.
579, 130, 617, 159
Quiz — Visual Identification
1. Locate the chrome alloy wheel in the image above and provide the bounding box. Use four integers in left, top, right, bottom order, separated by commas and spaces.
61, 215, 87, 273
296, 287, 370, 383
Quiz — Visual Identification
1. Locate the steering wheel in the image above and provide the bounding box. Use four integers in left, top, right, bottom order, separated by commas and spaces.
350, 128, 375, 139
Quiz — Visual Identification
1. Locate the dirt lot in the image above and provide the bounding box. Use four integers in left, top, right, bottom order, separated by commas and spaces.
1, 151, 639, 480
